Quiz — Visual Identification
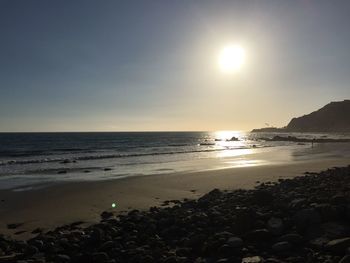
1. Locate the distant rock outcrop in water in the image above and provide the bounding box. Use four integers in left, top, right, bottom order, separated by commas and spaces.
252, 100, 350, 132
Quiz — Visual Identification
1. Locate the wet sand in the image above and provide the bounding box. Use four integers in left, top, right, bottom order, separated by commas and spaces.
0, 157, 349, 240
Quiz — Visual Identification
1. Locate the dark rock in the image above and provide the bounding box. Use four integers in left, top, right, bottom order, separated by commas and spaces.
55, 254, 70, 263
7, 223, 23, 229
31, 239, 44, 250
289, 198, 307, 209
92, 252, 109, 263
226, 237, 243, 248
294, 209, 321, 231
14, 230, 26, 235
100, 211, 113, 220
309, 237, 329, 249
339, 255, 350, 263
99, 240, 114, 251
325, 237, 350, 254
24, 245, 39, 256
331, 194, 347, 205
0, 254, 16, 262
271, 241, 291, 252
314, 203, 339, 221
163, 256, 178, 263
31, 228, 43, 234
322, 222, 349, 239
242, 256, 264, 263
1, 165, 350, 263
278, 233, 303, 245
267, 217, 284, 235
253, 190, 273, 205
245, 229, 272, 242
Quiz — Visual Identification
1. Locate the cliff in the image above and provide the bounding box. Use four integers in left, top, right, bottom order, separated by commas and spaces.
252, 100, 350, 132
286, 100, 350, 132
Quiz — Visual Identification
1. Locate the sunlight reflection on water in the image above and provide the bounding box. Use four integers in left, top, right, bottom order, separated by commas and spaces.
216, 148, 254, 158
224, 159, 266, 168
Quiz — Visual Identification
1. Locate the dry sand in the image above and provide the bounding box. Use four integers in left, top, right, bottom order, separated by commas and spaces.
0, 157, 349, 240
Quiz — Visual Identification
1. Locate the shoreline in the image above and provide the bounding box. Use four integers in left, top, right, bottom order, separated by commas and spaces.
0, 157, 349, 240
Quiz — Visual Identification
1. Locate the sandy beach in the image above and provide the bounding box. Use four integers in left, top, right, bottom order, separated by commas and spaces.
1, 157, 349, 240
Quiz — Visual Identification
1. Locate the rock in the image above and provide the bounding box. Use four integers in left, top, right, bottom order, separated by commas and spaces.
100, 211, 113, 219
253, 190, 273, 205
0, 165, 350, 262
309, 237, 329, 249
242, 256, 264, 263
325, 237, 350, 254
99, 240, 114, 251
0, 254, 16, 262
176, 247, 191, 257
31, 228, 43, 234
339, 255, 350, 263
55, 254, 70, 263
14, 230, 26, 235
294, 209, 321, 231
322, 222, 349, 239
92, 252, 109, 263
314, 203, 339, 221
227, 237, 243, 248
187, 233, 207, 249
214, 231, 234, 238
278, 233, 303, 245
7, 223, 22, 229
267, 217, 284, 235
331, 194, 347, 205
289, 198, 307, 209
24, 245, 38, 256
264, 258, 283, 263
245, 229, 272, 242
163, 256, 178, 263
218, 244, 232, 256
271, 241, 291, 252
31, 239, 44, 250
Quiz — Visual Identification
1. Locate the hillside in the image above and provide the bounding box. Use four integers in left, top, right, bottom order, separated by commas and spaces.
252, 100, 350, 132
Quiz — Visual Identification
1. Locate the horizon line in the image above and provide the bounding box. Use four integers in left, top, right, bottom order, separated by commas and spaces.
0, 129, 248, 133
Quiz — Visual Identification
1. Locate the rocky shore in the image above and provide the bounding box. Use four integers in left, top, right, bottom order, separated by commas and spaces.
258, 135, 350, 143
1, 165, 350, 263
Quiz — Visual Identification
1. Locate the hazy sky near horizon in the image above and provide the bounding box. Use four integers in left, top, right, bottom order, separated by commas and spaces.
1, 0, 349, 132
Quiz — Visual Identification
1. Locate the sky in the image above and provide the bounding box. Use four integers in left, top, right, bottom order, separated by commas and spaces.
0, 0, 349, 132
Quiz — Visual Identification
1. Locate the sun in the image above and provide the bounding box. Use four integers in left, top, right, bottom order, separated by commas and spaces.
218, 45, 246, 73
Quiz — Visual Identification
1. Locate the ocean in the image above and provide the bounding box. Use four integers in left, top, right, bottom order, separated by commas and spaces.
0, 131, 349, 190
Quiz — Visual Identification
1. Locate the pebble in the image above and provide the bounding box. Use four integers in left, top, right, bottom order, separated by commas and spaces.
227, 236, 243, 248
326, 237, 350, 253
271, 241, 291, 252
339, 255, 350, 263
0, 166, 349, 262
92, 252, 109, 263
242, 256, 264, 263
267, 217, 284, 235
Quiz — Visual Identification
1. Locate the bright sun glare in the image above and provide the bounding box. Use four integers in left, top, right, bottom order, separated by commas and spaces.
218, 45, 245, 73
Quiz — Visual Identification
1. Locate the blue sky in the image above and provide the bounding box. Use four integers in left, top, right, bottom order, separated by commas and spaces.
1, 0, 349, 131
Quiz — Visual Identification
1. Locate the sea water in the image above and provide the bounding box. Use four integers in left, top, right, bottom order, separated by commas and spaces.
0, 131, 349, 190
